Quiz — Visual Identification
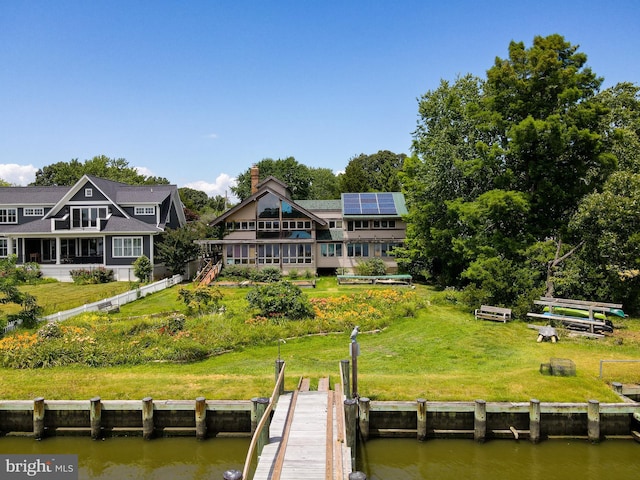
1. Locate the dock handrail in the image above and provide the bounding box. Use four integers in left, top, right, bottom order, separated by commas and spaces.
242, 362, 287, 480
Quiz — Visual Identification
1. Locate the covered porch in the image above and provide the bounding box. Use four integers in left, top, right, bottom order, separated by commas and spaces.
18, 236, 105, 266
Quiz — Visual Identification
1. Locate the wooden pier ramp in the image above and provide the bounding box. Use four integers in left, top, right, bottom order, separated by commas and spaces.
252, 378, 352, 480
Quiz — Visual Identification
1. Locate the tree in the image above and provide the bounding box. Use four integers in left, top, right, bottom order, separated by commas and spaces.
232, 157, 312, 201
308, 167, 340, 199
32, 155, 169, 186
155, 226, 201, 276
179, 187, 210, 212
340, 150, 406, 193
0, 256, 42, 329
400, 34, 616, 307
246, 281, 315, 320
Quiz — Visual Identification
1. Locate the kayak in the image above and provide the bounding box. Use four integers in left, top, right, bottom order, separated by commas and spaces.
543, 306, 607, 321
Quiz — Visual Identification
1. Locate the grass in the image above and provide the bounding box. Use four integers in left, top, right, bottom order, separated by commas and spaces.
1, 279, 640, 402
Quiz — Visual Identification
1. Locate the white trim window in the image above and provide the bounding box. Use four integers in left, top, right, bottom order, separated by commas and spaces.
320, 243, 342, 257
24, 207, 45, 217
135, 206, 155, 216
71, 207, 108, 229
347, 243, 369, 257
0, 208, 17, 224
85, 188, 93, 197
0, 238, 8, 257
113, 237, 143, 257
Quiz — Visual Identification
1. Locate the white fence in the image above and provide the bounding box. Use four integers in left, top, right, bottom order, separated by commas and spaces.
3, 274, 184, 334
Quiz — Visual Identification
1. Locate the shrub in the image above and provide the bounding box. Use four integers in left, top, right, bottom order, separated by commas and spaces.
355, 258, 387, 276
70, 267, 114, 284
246, 281, 315, 320
133, 255, 152, 283
15, 262, 42, 283
250, 267, 282, 283
178, 286, 223, 315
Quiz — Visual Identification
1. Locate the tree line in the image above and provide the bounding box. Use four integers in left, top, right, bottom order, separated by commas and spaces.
5, 34, 640, 314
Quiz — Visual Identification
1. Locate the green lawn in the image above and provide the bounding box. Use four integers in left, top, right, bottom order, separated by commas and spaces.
1, 279, 639, 402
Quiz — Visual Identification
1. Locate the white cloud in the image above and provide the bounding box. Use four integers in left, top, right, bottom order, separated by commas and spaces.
134, 166, 154, 177
0, 164, 38, 185
183, 173, 237, 202
205, 133, 218, 140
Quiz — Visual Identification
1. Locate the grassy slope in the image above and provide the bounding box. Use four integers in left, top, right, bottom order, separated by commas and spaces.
1, 279, 639, 402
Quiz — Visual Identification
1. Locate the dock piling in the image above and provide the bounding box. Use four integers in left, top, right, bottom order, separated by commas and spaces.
90, 396, 102, 440
417, 398, 427, 441
474, 399, 486, 442
142, 397, 154, 440
529, 399, 541, 444
588, 399, 600, 443
33, 397, 45, 440
358, 397, 370, 441
195, 397, 207, 440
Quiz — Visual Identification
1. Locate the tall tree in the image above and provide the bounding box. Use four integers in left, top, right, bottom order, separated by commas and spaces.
340, 150, 406, 193
400, 34, 616, 309
309, 167, 340, 199
232, 157, 312, 201
32, 156, 169, 186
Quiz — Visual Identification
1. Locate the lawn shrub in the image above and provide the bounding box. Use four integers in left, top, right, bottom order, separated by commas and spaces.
355, 258, 387, 276
246, 281, 315, 320
250, 267, 282, 283
70, 267, 114, 284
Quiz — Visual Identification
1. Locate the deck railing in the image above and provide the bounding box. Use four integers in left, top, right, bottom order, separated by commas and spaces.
241, 362, 287, 480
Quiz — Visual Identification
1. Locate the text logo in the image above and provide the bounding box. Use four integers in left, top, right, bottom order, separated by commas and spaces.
1, 455, 78, 479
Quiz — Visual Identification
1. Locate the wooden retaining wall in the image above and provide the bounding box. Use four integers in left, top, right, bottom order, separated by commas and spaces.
2, 395, 639, 443
0, 398, 252, 440
358, 398, 640, 443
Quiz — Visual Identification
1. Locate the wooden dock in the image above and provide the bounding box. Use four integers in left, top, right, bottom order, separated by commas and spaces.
253, 382, 352, 480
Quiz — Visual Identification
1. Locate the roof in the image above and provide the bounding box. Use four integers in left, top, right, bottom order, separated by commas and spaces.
296, 199, 342, 211
0, 186, 67, 205
341, 192, 407, 218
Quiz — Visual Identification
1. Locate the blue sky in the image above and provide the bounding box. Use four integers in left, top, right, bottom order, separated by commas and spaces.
1, 1, 638, 198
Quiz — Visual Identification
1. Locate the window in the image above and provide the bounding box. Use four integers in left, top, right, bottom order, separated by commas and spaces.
226, 244, 256, 264
113, 237, 143, 257
0, 238, 8, 257
328, 220, 343, 229
320, 243, 342, 257
135, 206, 155, 216
374, 243, 399, 257
85, 188, 93, 197
282, 244, 312, 264
372, 220, 396, 229
347, 243, 369, 257
24, 207, 44, 216
72, 207, 108, 229
0, 208, 17, 224
347, 220, 369, 231
258, 244, 280, 264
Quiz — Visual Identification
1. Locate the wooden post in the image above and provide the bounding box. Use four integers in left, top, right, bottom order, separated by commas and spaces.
588, 399, 600, 443
142, 397, 154, 440
90, 396, 102, 440
344, 398, 358, 470
195, 396, 207, 440
358, 397, 370, 441
474, 399, 486, 442
33, 397, 45, 440
529, 398, 541, 444
417, 398, 427, 441
351, 343, 358, 398
341, 359, 351, 399
255, 397, 270, 455
223, 469, 243, 480
612, 382, 623, 395
275, 359, 285, 396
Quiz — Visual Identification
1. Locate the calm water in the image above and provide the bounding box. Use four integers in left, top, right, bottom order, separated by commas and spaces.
1, 436, 639, 479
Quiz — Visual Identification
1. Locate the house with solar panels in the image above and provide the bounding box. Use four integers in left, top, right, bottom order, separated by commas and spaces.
202, 170, 407, 275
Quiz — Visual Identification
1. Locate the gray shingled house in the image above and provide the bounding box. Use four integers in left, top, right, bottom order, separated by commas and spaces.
0, 175, 186, 281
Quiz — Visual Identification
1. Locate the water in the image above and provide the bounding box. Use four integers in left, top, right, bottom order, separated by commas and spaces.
0, 436, 248, 479
1, 436, 639, 479
358, 437, 640, 480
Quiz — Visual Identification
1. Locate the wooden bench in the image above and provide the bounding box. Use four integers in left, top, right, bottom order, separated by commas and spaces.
97, 301, 119, 313
474, 305, 512, 322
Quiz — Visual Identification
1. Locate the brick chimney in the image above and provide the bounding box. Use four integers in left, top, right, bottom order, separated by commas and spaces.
250, 165, 259, 194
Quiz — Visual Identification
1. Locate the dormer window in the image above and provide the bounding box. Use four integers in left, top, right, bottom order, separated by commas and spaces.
135, 206, 155, 216
85, 188, 93, 197
24, 207, 45, 216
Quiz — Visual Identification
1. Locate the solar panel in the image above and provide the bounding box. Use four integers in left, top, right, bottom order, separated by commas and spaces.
342, 193, 397, 215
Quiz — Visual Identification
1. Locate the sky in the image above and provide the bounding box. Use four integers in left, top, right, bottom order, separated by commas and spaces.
1, 1, 639, 199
